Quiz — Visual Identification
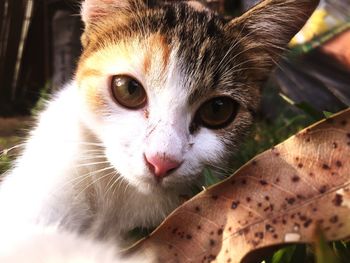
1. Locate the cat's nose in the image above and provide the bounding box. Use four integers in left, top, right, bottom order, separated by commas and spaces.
144, 154, 182, 178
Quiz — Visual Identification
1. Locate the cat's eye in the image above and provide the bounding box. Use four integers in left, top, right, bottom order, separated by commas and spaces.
111, 75, 147, 109
195, 97, 239, 129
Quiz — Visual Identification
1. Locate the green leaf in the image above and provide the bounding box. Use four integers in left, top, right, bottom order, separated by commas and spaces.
289, 245, 308, 263
294, 102, 324, 120
271, 245, 296, 263
315, 229, 339, 263
278, 93, 323, 120
332, 241, 350, 263
203, 167, 221, 187
323, 111, 334, 118
279, 93, 296, 106
0, 154, 12, 174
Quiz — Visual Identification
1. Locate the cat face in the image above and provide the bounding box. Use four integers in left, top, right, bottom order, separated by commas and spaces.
76, 0, 318, 193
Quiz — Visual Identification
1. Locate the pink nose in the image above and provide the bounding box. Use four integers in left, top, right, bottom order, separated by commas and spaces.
145, 154, 181, 178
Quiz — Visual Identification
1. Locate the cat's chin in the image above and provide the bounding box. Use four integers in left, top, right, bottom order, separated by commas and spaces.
121, 174, 186, 196
127, 173, 200, 197
133, 181, 163, 195
131, 177, 173, 194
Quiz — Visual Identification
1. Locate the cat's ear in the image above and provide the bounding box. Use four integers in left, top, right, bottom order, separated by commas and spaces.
226, 0, 319, 77
81, 0, 145, 25
186, 1, 210, 12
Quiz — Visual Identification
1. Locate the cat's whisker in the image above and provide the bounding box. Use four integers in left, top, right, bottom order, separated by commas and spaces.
215, 22, 248, 72
78, 151, 106, 157
216, 22, 290, 75
222, 59, 265, 82
51, 166, 116, 196
79, 150, 105, 155
109, 177, 124, 198
78, 166, 115, 181
122, 176, 133, 196
77, 153, 106, 159
110, 175, 128, 198
74, 169, 117, 200
231, 54, 270, 67
79, 152, 105, 157
50, 176, 90, 198
207, 164, 235, 177
131, 0, 148, 38
218, 45, 264, 73
58, 175, 90, 192
75, 160, 111, 168
71, 141, 104, 145
229, 67, 269, 74
66, 141, 105, 148
77, 155, 107, 161
104, 171, 120, 198
215, 25, 264, 74
206, 164, 227, 173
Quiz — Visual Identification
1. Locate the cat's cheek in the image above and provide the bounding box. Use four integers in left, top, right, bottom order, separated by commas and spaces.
104, 143, 147, 185
163, 130, 226, 185
100, 119, 150, 185
191, 129, 226, 164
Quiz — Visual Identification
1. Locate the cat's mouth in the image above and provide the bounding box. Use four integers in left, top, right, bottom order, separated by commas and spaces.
139, 172, 176, 187
117, 167, 174, 192
135, 166, 201, 193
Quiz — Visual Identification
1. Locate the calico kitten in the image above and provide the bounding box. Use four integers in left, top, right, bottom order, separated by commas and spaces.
0, 0, 318, 261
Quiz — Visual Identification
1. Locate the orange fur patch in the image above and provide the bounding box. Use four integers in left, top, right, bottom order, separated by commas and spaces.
84, 82, 107, 112
143, 54, 151, 76
155, 34, 171, 71
76, 68, 107, 112
144, 34, 171, 76
77, 69, 103, 80
76, 33, 173, 112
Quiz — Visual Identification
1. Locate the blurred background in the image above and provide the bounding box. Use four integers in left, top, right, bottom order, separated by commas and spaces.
0, 0, 81, 116
0, 0, 349, 171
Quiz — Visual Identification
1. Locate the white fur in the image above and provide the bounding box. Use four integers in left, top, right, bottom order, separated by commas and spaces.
0, 36, 225, 263
0, 225, 152, 263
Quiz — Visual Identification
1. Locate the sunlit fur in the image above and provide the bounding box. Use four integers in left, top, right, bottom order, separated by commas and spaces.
0, 0, 318, 262
0, 224, 153, 263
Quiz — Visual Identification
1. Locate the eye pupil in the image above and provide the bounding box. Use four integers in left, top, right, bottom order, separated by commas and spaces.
212, 99, 223, 113
195, 97, 239, 130
128, 81, 138, 95
111, 75, 147, 109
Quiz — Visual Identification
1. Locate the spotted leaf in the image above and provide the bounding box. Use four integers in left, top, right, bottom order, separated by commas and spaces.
127, 108, 350, 263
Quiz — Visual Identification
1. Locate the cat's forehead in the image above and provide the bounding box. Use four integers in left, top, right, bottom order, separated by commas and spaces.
78, 2, 258, 108
82, 3, 229, 67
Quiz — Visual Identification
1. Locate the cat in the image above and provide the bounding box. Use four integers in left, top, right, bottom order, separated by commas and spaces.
0, 0, 319, 261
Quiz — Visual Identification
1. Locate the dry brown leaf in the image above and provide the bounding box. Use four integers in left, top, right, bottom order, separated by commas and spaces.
128, 109, 350, 263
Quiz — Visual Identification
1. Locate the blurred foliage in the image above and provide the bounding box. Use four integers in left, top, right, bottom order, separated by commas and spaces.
230, 94, 317, 173
0, 154, 12, 175
0, 136, 22, 175
30, 82, 51, 115
265, 245, 311, 263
